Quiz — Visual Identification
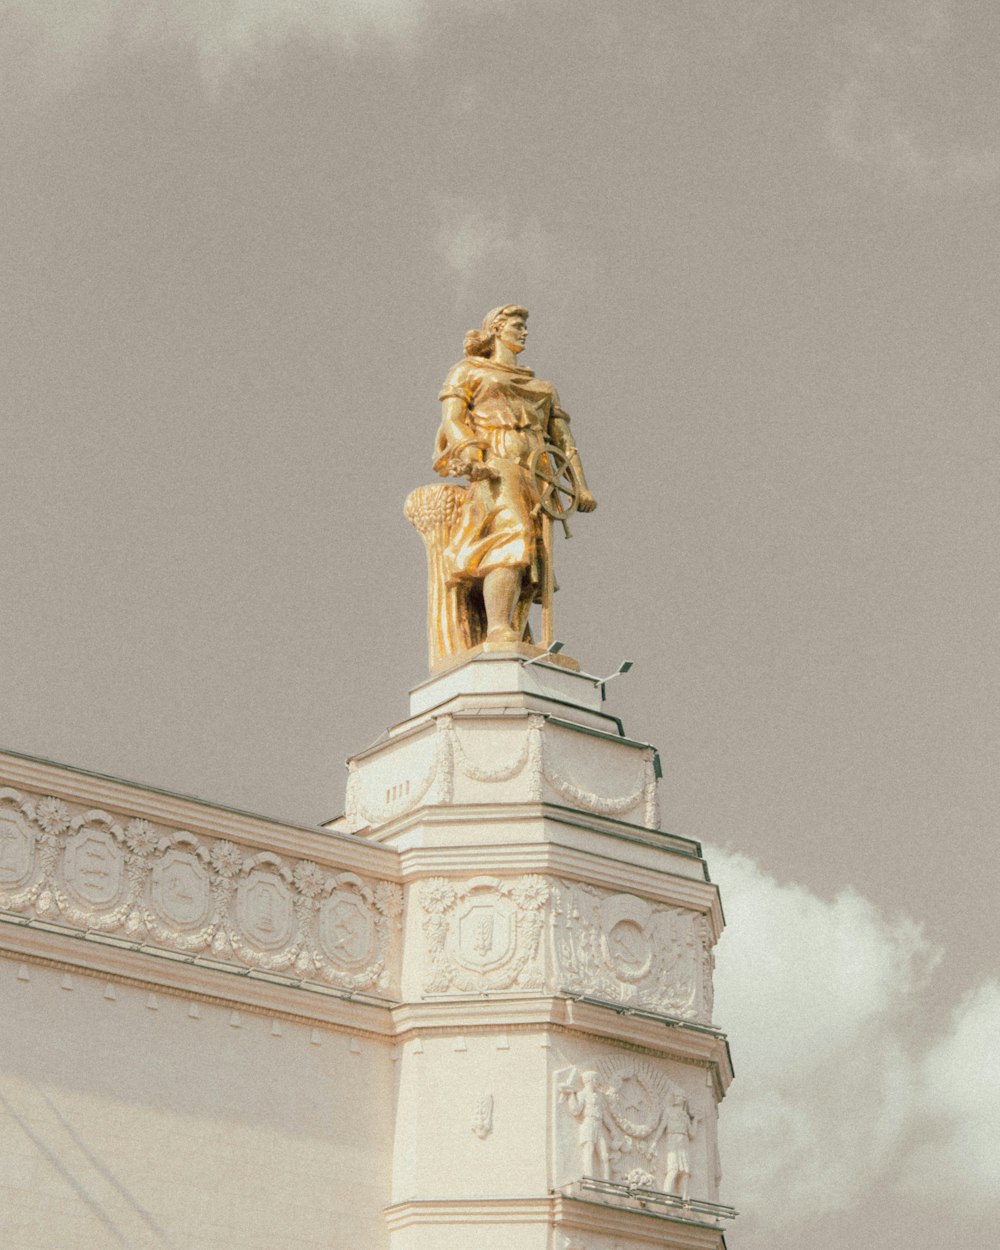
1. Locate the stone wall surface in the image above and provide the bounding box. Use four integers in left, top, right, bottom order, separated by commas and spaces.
0, 957, 393, 1250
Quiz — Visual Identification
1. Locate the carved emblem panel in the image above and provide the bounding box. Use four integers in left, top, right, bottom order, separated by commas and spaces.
552, 881, 714, 1023
62, 827, 124, 907
236, 870, 295, 951
419, 875, 547, 993
150, 849, 212, 931
319, 889, 376, 968
555, 1059, 702, 1195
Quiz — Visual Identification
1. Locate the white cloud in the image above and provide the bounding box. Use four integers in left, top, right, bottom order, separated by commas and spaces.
826, 1, 1000, 191
709, 848, 1000, 1246
709, 849, 938, 1234
434, 196, 551, 284
903, 979, 1000, 1200
432, 194, 600, 308
2, 0, 425, 99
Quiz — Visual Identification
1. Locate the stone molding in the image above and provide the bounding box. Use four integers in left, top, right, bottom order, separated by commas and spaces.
0, 937, 394, 1036
388, 1001, 733, 1092
0, 784, 402, 995
554, 1192, 729, 1249
384, 1195, 727, 1248
382, 813, 719, 918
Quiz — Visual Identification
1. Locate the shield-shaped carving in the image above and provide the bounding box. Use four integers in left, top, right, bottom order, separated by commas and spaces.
318, 891, 376, 967
453, 898, 516, 971
151, 851, 211, 930
236, 872, 294, 950
0, 811, 34, 889
63, 828, 123, 907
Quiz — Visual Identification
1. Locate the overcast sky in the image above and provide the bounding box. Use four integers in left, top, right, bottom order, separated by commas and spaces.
2, 3, 998, 1246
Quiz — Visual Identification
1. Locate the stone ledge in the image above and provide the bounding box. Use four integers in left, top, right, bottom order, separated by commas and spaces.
389, 996, 734, 1092
554, 1192, 731, 1248
392, 830, 724, 940
384, 1194, 730, 1248
0, 921, 395, 1036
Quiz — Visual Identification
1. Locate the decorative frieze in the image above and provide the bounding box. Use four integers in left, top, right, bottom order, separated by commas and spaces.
413, 871, 715, 1024
0, 787, 402, 993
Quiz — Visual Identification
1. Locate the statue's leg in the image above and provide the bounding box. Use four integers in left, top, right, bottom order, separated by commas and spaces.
483, 567, 522, 642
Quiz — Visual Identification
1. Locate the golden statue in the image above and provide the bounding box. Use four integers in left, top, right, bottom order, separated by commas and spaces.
406, 305, 597, 670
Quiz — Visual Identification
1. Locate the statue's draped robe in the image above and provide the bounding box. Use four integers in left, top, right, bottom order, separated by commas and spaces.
434, 357, 578, 598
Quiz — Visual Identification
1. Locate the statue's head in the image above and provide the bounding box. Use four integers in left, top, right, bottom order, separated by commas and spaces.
464, 304, 529, 358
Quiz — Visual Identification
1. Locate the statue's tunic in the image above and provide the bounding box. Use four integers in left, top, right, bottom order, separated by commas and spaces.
434, 357, 573, 590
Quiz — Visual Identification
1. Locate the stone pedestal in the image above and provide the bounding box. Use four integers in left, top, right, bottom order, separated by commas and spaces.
329, 654, 734, 1250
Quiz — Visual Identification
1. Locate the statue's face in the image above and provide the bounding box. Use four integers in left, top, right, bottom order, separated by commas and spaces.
497, 315, 527, 353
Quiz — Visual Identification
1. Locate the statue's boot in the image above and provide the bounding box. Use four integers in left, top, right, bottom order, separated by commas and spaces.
483, 567, 522, 643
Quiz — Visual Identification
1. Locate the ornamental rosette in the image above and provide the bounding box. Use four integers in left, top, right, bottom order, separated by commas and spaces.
292, 860, 326, 898
35, 797, 71, 837
124, 818, 158, 855
419, 878, 456, 914
625, 1168, 655, 1189
511, 875, 549, 911
209, 840, 243, 878
373, 881, 403, 918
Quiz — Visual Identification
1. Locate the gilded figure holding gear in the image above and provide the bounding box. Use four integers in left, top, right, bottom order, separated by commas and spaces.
406, 305, 596, 666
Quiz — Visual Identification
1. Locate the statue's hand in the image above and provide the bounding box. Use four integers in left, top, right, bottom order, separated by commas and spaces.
468, 462, 500, 482
577, 491, 598, 513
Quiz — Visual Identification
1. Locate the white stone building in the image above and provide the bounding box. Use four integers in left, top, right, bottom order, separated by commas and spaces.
1, 654, 734, 1248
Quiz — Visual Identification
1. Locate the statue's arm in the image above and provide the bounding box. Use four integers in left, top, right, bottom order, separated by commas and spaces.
434, 367, 494, 480
549, 398, 597, 512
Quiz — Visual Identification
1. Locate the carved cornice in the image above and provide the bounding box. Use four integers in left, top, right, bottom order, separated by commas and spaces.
553, 1192, 730, 1249
388, 998, 734, 1093
384, 1195, 728, 1248
394, 832, 723, 939
0, 932, 394, 1036
0, 749, 396, 877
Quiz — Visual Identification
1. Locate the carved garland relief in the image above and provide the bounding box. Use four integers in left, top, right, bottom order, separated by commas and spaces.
344, 714, 659, 831
0, 787, 402, 991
